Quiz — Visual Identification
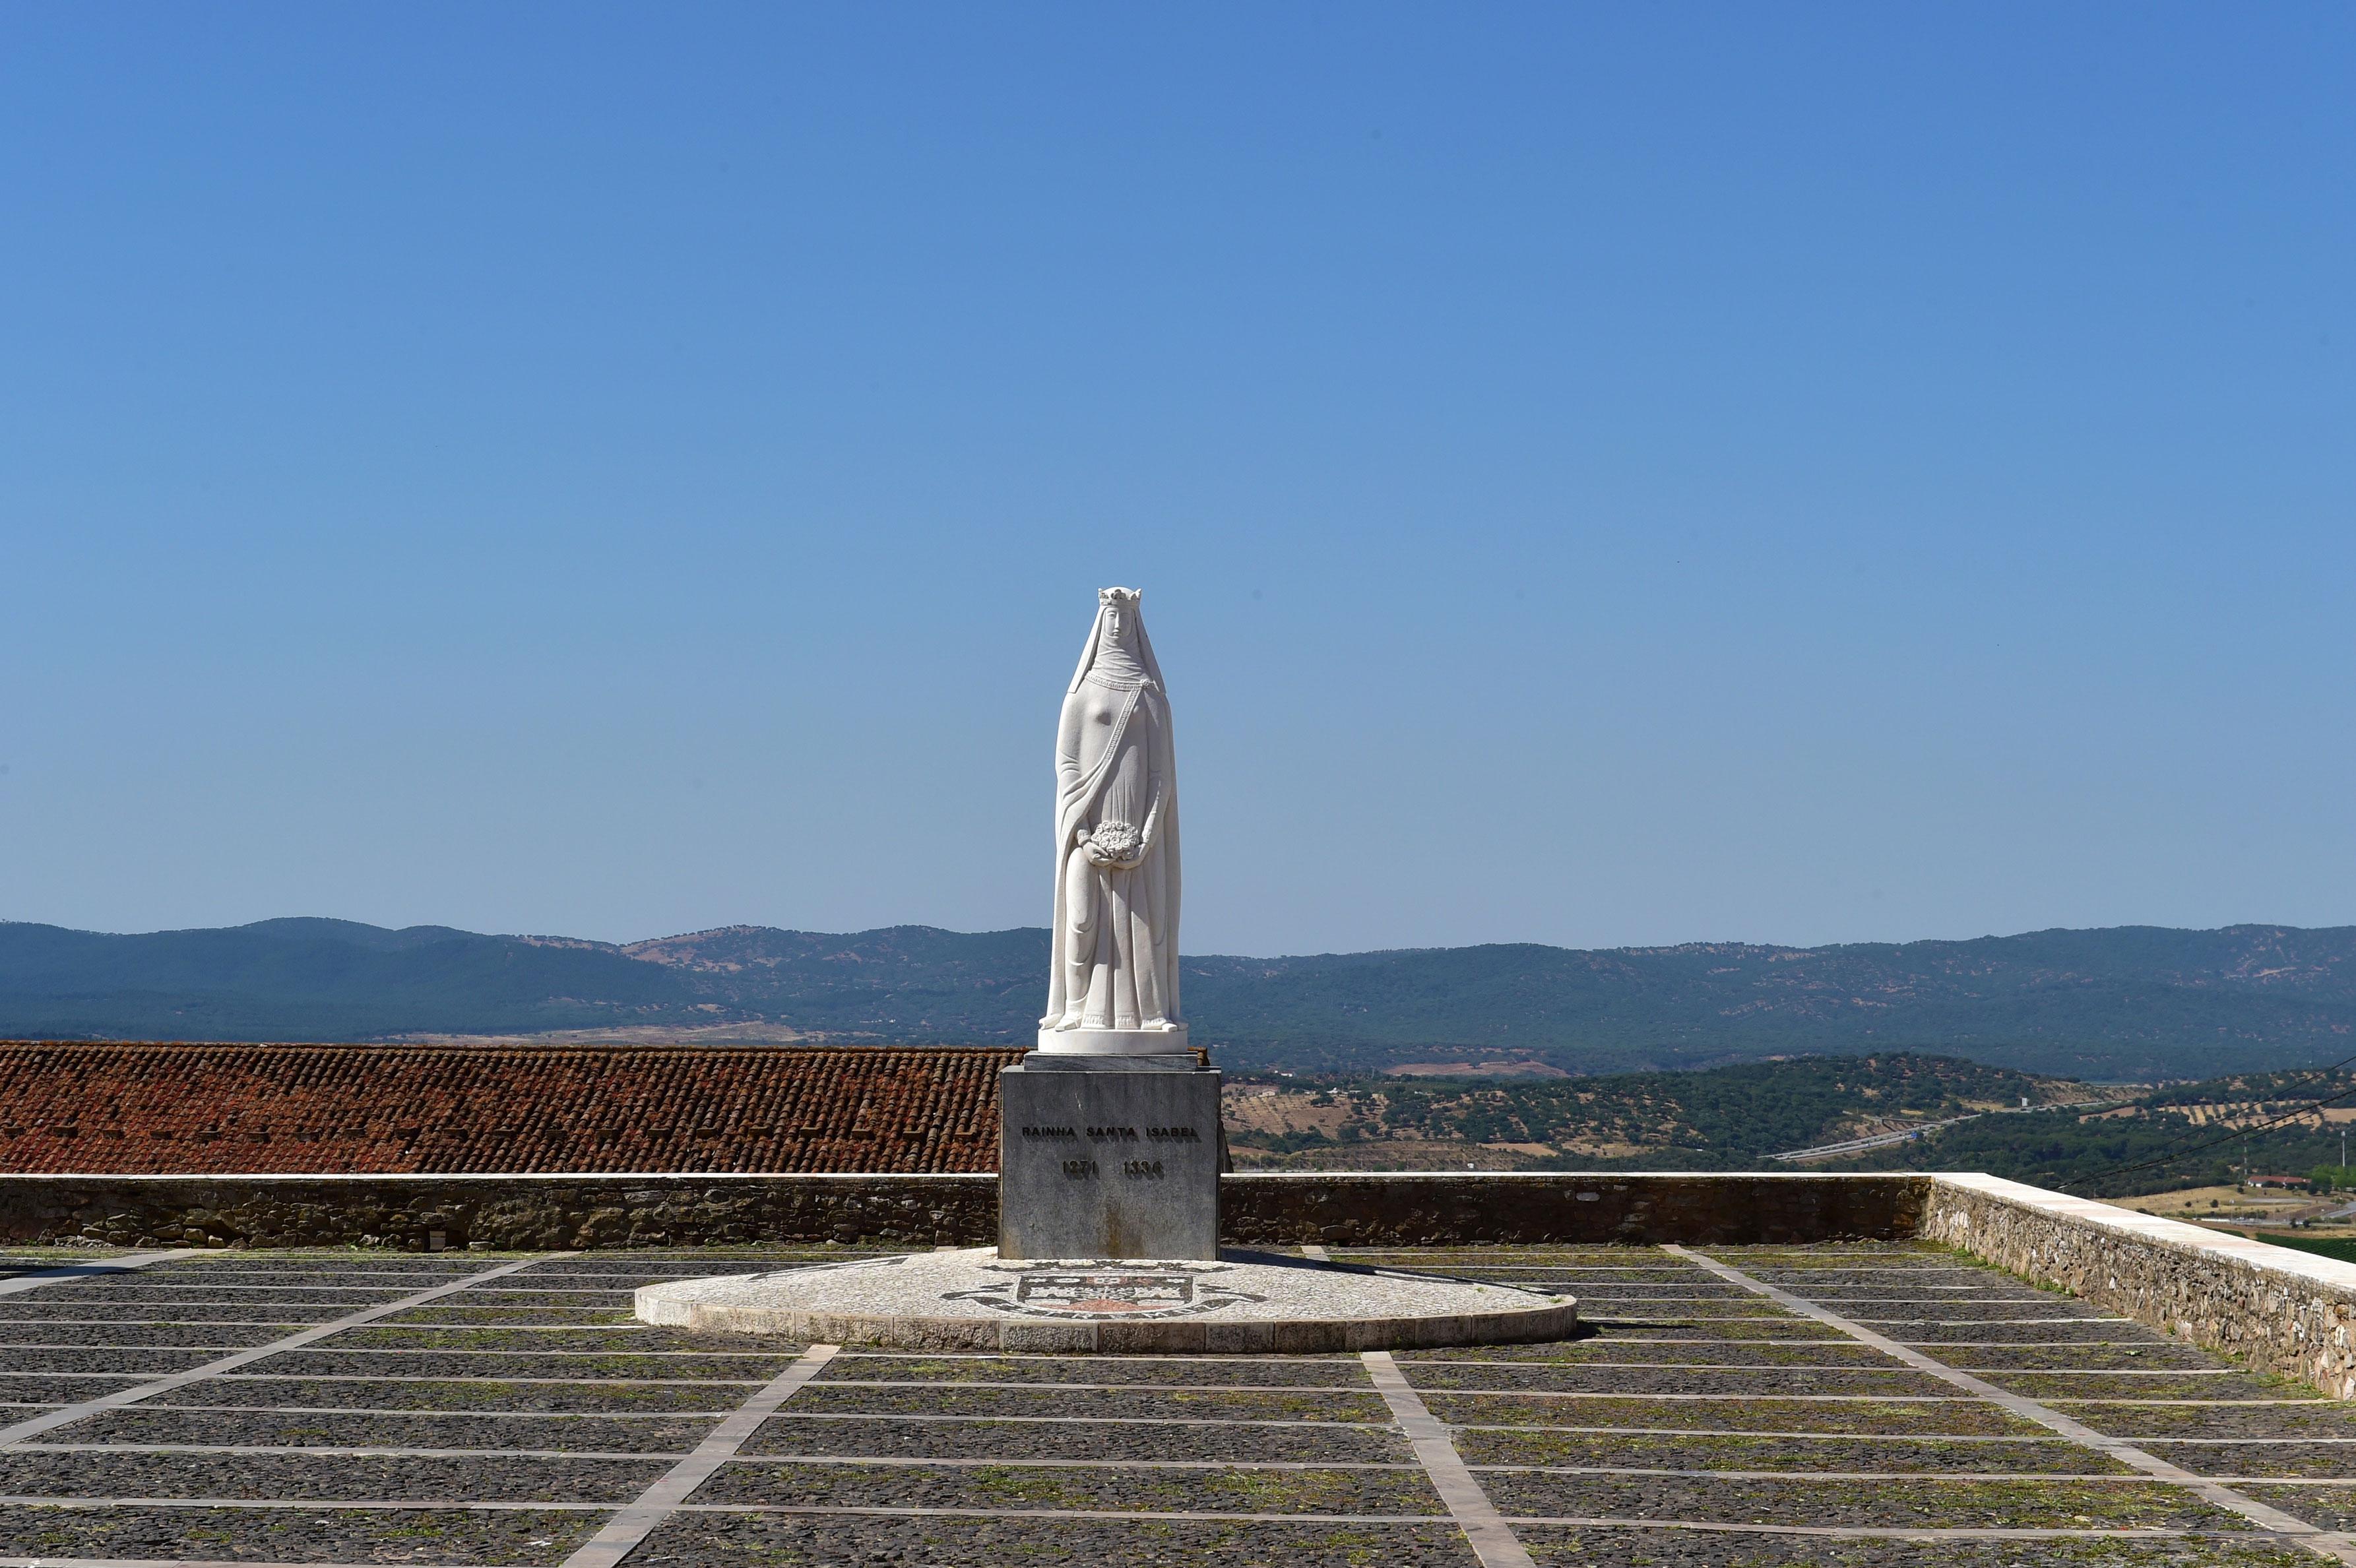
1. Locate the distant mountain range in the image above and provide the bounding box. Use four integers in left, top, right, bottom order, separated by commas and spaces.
3, 918, 2355, 1081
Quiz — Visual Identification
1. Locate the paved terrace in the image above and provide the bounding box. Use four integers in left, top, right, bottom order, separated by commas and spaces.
1, 1243, 2351, 1568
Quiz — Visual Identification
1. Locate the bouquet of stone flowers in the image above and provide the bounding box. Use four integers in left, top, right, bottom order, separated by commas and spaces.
1083, 819, 1143, 863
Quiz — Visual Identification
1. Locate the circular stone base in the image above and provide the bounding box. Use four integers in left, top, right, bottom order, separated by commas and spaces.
635, 1247, 1578, 1353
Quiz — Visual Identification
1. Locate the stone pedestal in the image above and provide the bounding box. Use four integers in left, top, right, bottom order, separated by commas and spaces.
998, 1055, 1221, 1260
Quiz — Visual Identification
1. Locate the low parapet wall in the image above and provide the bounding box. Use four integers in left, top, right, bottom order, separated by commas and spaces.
0, 1170, 1927, 1251
1921, 1173, 2356, 1398
0, 1173, 1000, 1252
1222, 1172, 1928, 1247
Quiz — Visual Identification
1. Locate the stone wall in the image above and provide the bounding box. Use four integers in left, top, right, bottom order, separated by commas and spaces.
0, 1170, 1927, 1251
1222, 1172, 1928, 1247
1921, 1173, 2356, 1398
0, 1174, 1001, 1251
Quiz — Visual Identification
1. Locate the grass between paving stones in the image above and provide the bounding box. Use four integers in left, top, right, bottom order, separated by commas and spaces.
821, 1355, 1372, 1388
1977, 1373, 2301, 1401
2156, 1443, 2356, 1480
744, 1414, 1413, 1464
414, 1290, 639, 1305
1593, 1321, 1850, 1341
0, 1301, 354, 1323
1400, 1340, 1890, 1367
1441, 1266, 1737, 1280
2229, 1484, 2356, 1528
1337, 1249, 1668, 1264
1893, 1323, 2138, 1344
787, 1385, 1393, 1424
0, 1505, 602, 1565
700, 1458, 1446, 1516
1742, 1266, 1990, 1279
1564, 1300, 1800, 1309
77, 1259, 423, 1272
1457, 1429, 2134, 1475
1423, 1393, 2043, 1437
2049, 1403, 2356, 1440
54, 1284, 466, 1301
385, 1307, 641, 1325
1839, 1302, 2117, 1321
1708, 1245, 1944, 1262
53, 1405, 722, 1453
528, 1257, 841, 1276
1, 1346, 220, 1373
262, 1350, 805, 1379
637, 1512, 1484, 1567
0, 1450, 669, 1503
1946, 1345, 2230, 1372
1566, 1289, 1761, 1300
0, 1320, 313, 1347
333, 1324, 723, 1351
1482, 1473, 2240, 1530
1513, 1529, 2319, 1567
146, 1376, 756, 1413
1, 1374, 162, 1404
1397, 1364, 1950, 1396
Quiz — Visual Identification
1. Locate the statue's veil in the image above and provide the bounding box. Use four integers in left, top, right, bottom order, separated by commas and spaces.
1066, 589, 1169, 694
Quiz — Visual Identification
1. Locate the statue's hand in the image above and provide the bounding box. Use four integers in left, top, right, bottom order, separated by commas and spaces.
1077, 822, 1145, 870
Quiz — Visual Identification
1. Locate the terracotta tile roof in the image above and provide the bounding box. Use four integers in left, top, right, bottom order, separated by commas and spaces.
0, 1041, 1025, 1174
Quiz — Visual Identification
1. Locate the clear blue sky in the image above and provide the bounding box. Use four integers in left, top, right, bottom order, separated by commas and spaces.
4, 5, 2350, 955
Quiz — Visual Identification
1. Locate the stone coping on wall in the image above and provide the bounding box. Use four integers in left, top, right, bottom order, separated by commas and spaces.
1921, 1172, 2356, 1398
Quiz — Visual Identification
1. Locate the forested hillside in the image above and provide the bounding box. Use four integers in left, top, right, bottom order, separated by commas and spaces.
6, 916, 2356, 1081
1843, 1064, 2356, 1195
1225, 1053, 2081, 1170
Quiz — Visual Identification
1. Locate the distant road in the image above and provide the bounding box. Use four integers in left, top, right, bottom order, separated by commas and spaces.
1769, 1100, 2120, 1164
1768, 1115, 1985, 1163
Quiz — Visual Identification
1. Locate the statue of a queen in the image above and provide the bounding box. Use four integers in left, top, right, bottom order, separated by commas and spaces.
1036, 587, 1186, 1053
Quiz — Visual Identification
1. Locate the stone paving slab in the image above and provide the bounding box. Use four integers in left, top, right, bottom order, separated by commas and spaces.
742, 1413, 1413, 1463
1954, 1346, 2233, 1372
697, 1457, 1449, 1514
53, 1407, 724, 1453
1978, 1375, 2296, 1402
0, 1505, 602, 1565
0, 1451, 669, 1503
0, 1303, 354, 1323
0, 1322, 314, 1348
635, 1511, 1485, 1566
2054, 1404, 2356, 1441
255, 1351, 806, 1379
815, 1352, 1374, 1387
785, 1383, 1395, 1424
3, 1348, 230, 1375
1513, 1530, 2318, 1567
1, 1375, 158, 1404
1402, 1340, 1890, 1366
1426, 1393, 2047, 1437
1484, 1473, 2244, 1530
2159, 1444, 2356, 1480
1457, 1431, 2136, 1475
1399, 1363, 1953, 1395
142, 1377, 763, 1414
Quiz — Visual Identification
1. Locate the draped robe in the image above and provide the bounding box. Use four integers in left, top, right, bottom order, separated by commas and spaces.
1039, 602, 1183, 1036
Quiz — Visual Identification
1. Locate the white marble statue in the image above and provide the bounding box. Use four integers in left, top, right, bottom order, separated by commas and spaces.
1036, 586, 1186, 1053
